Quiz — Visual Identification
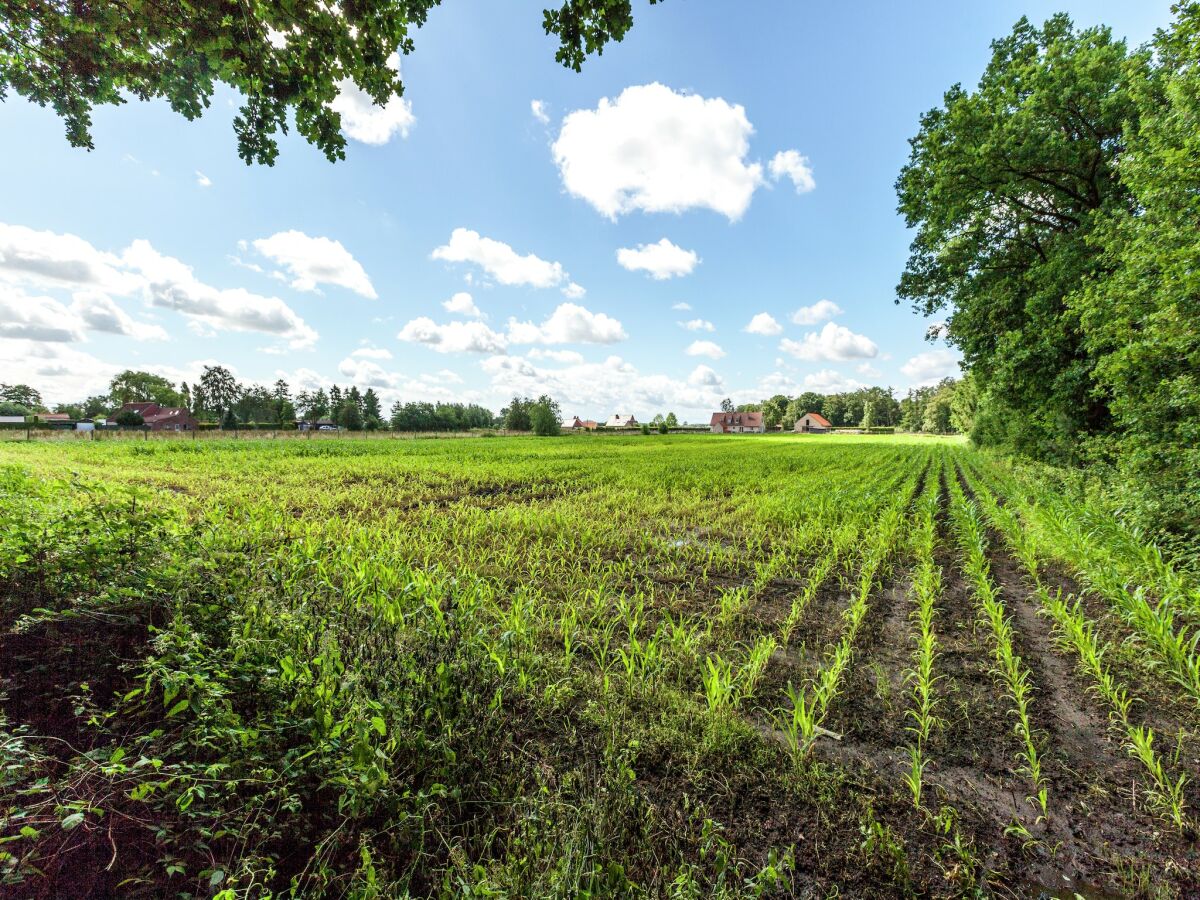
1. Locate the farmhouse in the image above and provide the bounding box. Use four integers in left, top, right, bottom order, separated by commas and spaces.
116, 402, 199, 431
606, 413, 638, 428
710, 411, 765, 434
563, 416, 598, 431
795, 412, 832, 433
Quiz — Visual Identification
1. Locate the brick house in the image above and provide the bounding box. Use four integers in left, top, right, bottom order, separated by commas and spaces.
710, 411, 765, 434
116, 402, 199, 431
794, 412, 832, 433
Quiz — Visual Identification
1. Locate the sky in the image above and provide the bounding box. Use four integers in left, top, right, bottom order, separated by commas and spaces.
0, 0, 1176, 422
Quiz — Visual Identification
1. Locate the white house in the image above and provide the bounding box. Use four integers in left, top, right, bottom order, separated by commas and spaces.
606, 413, 638, 428
794, 412, 833, 433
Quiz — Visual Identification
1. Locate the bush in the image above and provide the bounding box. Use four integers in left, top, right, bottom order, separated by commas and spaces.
113, 409, 144, 427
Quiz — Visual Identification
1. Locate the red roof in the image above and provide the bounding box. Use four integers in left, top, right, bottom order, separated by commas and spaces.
710, 411, 764, 429
802, 412, 832, 427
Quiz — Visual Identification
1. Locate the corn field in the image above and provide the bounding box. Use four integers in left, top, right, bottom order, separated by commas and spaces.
0, 434, 1197, 898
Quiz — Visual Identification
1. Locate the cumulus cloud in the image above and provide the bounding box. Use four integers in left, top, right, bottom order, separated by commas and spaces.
0, 288, 85, 342
71, 292, 168, 340
0, 338, 122, 403
250, 230, 376, 298
900, 349, 961, 386
562, 282, 586, 299
616, 238, 699, 280
688, 364, 723, 387
123, 240, 317, 348
432, 228, 568, 289
482, 353, 724, 417
768, 150, 816, 193
744, 312, 782, 336
528, 347, 584, 365
685, 340, 725, 360
552, 83, 765, 221
802, 368, 866, 393
196, 171, 212, 188
442, 291, 485, 318
397, 317, 508, 354
330, 53, 415, 145
671, 301, 692, 311
0, 222, 312, 347
790, 299, 843, 325
531, 99, 550, 124
507, 303, 627, 345
779, 322, 878, 362
680, 318, 714, 332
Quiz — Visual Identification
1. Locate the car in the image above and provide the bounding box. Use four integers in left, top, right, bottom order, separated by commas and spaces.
318, 424, 338, 432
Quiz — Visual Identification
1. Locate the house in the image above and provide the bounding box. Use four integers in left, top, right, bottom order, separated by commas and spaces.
115, 402, 199, 431
794, 412, 832, 433
710, 411, 765, 434
299, 418, 337, 432
36, 413, 71, 423
606, 414, 638, 428
563, 416, 598, 431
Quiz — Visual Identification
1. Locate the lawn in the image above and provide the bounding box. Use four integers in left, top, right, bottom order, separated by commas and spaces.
0, 434, 1196, 897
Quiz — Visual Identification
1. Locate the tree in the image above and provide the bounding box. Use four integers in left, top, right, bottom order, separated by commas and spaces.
220, 408, 239, 431
0, 401, 30, 417
180, 381, 192, 411
896, 14, 1140, 461
81, 395, 111, 418
860, 399, 875, 431
0, 384, 44, 410
362, 389, 383, 430
53, 402, 83, 419
502, 396, 533, 431
529, 395, 562, 436
2, 1, 660, 165
665, 412, 678, 428
109, 370, 182, 407
340, 400, 364, 432
199, 366, 241, 416
113, 408, 144, 427
720, 398, 734, 413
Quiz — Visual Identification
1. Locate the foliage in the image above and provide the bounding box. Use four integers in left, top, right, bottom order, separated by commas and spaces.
389, 400, 495, 432
530, 395, 563, 436
112, 408, 144, 427
108, 370, 183, 408
0, 401, 29, 417
0, 384, 42, 411
3, 0, 662, 164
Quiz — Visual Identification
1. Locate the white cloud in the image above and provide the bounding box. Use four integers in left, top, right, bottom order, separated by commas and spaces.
71, 292, 168, 340
0, 222, 137, 295
562, 282, 586, 299
531, 99, 550, 125
0, 222, 309, 346
251, 230, 376, 298
0, 287, 84, 342
680, 318, 715, 332
397, 318, 508, 354
442, 291, 484, 319
790, 299, 843, 325
432, 228, 567, 289
482, 353, 724, 418
616, 238, 699, 280
856, 362, 882, 379
768, 150, 816, 194
508, 303, 627, 345
744, 312, 782, 336
671, 301, 692, 311
686, 340, 725, 360
688, 364, 723, 387
196, 171, 212, 188
528, 347, 584, 365
552, 83, 765, 221
350, 346, 393, 360
779, 322, 878, 362
330, 53, 415, 145
123, 240, 317, 348
0, 338, 121, 404
803, 368, 866, 393
900, 349, 961, 386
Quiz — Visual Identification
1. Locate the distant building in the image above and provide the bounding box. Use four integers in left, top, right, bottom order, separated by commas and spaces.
115, 402, 199, 431
710, 411, 765, 434
563, 416, 598, 431
606, 414, 638, 428
36, 413, 71, 422
794, 412, 832, 433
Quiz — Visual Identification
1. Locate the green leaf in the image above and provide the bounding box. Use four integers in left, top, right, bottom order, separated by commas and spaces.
370, 716, 386, 736
166, 698, 189, 718
61, 812, 85, 831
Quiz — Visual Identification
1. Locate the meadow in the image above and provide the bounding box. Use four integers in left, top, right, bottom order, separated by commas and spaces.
0, 434, 1197, 898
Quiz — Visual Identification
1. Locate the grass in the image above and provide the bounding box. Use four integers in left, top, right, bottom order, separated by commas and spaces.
0, 433, 1196, 897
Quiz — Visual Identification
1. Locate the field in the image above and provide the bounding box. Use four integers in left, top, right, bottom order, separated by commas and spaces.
1, 434, 1198, 898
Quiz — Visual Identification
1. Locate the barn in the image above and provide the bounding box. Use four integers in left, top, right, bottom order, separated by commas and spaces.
794, 412, 832, 433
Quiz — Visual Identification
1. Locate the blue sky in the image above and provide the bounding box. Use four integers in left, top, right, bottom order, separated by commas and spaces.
0, 0, 1174, 421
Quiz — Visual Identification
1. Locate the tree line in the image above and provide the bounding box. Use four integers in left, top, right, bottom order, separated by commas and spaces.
731, 380, 971, 434
898, 4, 1200, 547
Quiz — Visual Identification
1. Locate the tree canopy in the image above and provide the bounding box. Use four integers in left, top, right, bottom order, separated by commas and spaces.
1, 0, 661, 164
